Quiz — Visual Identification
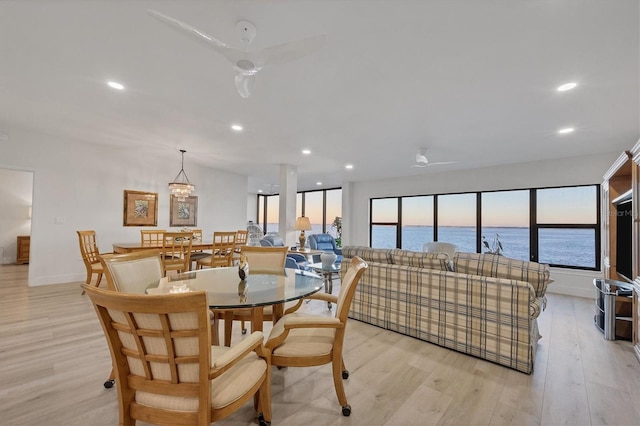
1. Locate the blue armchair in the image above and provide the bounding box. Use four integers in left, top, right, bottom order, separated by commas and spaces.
308, 233, 342, 263
259, 234, 308, 269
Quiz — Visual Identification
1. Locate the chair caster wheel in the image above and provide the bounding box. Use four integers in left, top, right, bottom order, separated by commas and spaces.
258, 413, 270, 426
342, 405, 351, 416
342, 370, 349, 379
242, 328, 247, 334
104, 379, 115, 389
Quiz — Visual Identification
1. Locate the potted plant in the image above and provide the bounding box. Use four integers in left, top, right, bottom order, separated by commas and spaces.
332, 216, 342, 247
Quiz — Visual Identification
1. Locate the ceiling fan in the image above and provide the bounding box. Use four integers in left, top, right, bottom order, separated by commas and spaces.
411, 148, 457, 168
147, 10, 326, 98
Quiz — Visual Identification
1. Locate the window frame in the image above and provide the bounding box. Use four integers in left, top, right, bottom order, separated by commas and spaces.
369, 184, 601, 271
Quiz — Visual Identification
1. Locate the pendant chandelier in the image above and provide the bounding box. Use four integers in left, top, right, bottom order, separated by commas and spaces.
168, 149, 195, 201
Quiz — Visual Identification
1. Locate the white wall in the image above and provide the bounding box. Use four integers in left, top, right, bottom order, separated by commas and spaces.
343, 151, 622, 297
0, 128, 248, 286
0, 169, 33, 264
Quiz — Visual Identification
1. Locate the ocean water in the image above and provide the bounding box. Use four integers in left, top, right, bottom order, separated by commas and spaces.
372, 225, 596, 268
268, 223, 595, 267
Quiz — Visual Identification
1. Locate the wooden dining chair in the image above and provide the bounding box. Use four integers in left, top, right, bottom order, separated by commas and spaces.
220, 246, 300, 346
161, 231, 193, 276
98, 249, 165, 389
83, 285, 271, 426
77, 230, 109, 295
265, 256, 368, 417
196, 231, 236, 269
189, 228, 210, 270
140, 229, 166, 247
232, 229, 249, 264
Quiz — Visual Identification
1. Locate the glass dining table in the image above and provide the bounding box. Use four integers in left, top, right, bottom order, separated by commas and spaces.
147, 266, 324, 337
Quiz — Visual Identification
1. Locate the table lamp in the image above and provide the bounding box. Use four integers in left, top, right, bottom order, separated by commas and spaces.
295, 216, 312, 248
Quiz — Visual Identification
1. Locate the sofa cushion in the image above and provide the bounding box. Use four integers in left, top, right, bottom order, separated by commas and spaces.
453, 252, 551, 298
342, 246, 393, 264
389, 249, 451, 271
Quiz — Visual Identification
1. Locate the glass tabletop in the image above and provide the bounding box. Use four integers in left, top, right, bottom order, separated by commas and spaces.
308, 262, 341, 273
148, 267, 324, 309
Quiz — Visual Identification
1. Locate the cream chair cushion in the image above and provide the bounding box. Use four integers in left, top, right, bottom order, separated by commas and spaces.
104, 256, 163, 293
268, 313, 336, 358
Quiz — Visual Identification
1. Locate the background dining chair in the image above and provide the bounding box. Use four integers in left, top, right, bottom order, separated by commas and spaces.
98, 249, 165, 389
232, 229, 249, 264
220, 246, 301, 346
197, 231, 236, 269
189, 228, 210, 269
161, 231, 193, 276
140, 229, 166, 247
83, 285, 271, 426
265, 256, 368, 416
76, 230, 109, 295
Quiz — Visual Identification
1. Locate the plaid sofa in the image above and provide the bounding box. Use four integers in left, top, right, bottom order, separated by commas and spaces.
341, 246, 551, 374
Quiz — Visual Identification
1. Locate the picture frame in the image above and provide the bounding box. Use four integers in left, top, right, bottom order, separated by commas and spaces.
170, 195, 198, 227
123, 190, 158, 226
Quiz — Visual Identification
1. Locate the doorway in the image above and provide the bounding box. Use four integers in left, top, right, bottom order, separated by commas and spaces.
0, 168, 34, 265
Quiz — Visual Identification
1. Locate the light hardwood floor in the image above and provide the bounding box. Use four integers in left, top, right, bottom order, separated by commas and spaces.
1, 263, 639, 425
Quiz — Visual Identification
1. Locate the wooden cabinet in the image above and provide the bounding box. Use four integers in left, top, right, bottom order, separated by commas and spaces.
603, 140, 640, 362
634, 279, 640, 361
16, 236, 30, 264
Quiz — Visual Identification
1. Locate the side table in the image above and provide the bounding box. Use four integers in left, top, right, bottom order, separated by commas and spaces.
308, 262, 340, 309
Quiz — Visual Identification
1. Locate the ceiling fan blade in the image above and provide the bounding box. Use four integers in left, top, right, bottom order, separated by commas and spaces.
260, 34, 327, 66
427, 161, 457, 166
410, 164, 427, 168
147, 10, 247, 66
235, 73, 255, 98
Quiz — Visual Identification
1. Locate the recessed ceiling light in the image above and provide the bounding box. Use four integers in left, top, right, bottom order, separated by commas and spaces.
107, 81, 124, 90
257, 189, 263, 193
316, 182, 322, 186
557, 82, 577, 92
345, 164, 354, 170
301, 149, 311, 155
558, 127, 575, 134
231, 124, 243, 131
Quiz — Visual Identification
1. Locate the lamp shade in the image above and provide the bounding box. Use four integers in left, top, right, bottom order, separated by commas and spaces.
295, 216, 312, 231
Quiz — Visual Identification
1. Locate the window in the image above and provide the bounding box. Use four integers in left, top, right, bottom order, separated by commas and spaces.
371, 198, 398, 248
535, 186, 599, 268
437, 193, 476, 253
257, 188, 342, 244
265, 194, 279, 234
481, 190, 529, 261
369, 184, 600, 270
401, 196, 433, 252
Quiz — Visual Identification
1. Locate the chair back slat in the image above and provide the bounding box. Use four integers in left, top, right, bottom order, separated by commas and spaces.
141, 230, 166, 247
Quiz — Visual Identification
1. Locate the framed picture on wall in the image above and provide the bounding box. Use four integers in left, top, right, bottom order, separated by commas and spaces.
123, 190, 158, 226
170, 195, 198, 227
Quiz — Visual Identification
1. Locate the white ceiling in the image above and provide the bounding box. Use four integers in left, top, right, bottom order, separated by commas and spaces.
1, 0, 638, 192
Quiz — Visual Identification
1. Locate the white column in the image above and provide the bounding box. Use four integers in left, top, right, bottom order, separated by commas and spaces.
341, 181, 353, 247
278, 164, 298, 246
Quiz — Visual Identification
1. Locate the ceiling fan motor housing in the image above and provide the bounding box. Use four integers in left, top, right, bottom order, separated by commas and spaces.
236, 20, 256, 44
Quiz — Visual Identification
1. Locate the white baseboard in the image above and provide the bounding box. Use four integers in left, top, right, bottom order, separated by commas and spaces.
29, 272, 85, 287
546, 267, 602, 299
